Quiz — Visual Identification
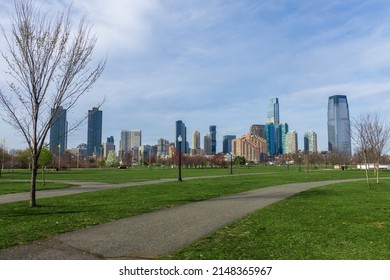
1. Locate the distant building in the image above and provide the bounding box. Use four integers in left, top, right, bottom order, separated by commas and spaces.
157, 138, 170, 157
50, 106, 68, 155
285, 131, 298, 154
278, 123, 289, 155
210, 125, 217, 155
250, 124, 265, 138
176, 120, 187, 154
120, 130, 141, 152
192, 131, 200, 150
103, 136, 115, 159
87, 107, 103, 157
223, 135, 236, 154
304, 131, 318, 154
267, 97, 280, 125
232, 134, 267, 163
327, 95, 351, 156
265, 123, 276, 156
204, 134, 212, 155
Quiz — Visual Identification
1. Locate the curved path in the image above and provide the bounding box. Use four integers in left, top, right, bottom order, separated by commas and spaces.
0, 177, 368, 260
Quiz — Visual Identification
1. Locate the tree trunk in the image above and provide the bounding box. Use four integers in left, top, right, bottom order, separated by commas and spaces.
30, 157, 39, 207
364, 152, 371, 190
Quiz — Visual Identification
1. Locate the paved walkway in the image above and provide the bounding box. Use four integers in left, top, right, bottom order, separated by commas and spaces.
0, 177, 366, 260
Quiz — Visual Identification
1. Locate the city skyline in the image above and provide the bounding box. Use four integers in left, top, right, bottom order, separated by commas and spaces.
1, 1, 390, 152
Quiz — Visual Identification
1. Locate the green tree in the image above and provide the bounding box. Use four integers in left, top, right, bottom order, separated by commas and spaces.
38, 147, 53, 185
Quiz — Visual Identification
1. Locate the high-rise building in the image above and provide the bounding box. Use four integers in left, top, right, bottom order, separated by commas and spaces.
49, 106, 68, 155
304, 131, 318, 154
265, 123, 276, 156
232, 134, 267, 163
327, 95, 351, 156
176, 120, 187, 154
267, 97, 280, 125
250, 124, 265, 138
192, 131, 200, 150
210, 125, 217, 155
103, 136, 115, 159
223, 135, 236, 154
157, 138, 170, 157
285, 130, 298, 154
120, 130, 141, 153
278, 123, 289, 155
204, 134, 212, 155
87, 107, 103, 157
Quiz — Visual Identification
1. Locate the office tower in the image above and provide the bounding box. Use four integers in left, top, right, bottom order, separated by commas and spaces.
265, 123, 276, 156
120, 130, 141, 153
192, 131, 200, 150
232, 134, 267, 162
176, 120, 187, 154
250, 124, 265, 138
157, 138, 170, 157
304, 131, 318, 154
49, 106, 67, 155
327, 95, 351, 156
267, 97, 280, 125
285, 131, 298, 154
278, 123, 289, 155
103, 136, 115, 159
204, 134, 212, 155
223, 135, 236, 154
87, 107, 103, 156
210, 125, 217, 155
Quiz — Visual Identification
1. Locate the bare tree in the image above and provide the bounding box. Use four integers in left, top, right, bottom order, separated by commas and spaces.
353, 113, 390, 188
0, 0, 105, 206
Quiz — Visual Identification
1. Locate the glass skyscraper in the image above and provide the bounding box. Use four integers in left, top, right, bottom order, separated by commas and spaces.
210, 125, 217, 155
87, 107, 103, 156
176, 120, 187, 154
267, 97, 279, 125
327, 95, 351, 156
49, 106, 67, 155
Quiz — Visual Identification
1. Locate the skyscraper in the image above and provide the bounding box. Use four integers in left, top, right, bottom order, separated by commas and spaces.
223, 135, 236, 154
204, 134, 212, 155
278, 123, 289, 155
120, 130, 141, 152
304, 131, 318, 154
249, 124, 265, 138
176, 120, 187, 154
49, 106, 67, 155
327, 95, 351, 156
285, 131, 298, 154
192, 131, 200, 150
267, 97, 280, 125
87, 107, 103, 156
210, 125, 217, 155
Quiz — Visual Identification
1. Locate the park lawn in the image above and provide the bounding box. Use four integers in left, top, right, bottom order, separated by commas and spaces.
0, 181, 74, 195
164, 180, 390, 260
0, 169, 372, 250
0, 165, 327, 183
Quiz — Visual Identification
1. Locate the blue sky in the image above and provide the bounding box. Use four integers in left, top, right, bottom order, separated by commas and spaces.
1, 0, 390, 152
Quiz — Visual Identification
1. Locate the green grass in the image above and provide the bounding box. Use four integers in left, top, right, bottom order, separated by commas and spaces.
0, 168, 371, 250
0, 181, 74, 195
163, 180, 390, 260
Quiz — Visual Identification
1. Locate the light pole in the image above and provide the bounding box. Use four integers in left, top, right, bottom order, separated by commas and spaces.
230, 153, 233, 175
177, 135, 182, 181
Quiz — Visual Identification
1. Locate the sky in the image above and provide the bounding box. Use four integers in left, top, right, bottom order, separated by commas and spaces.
1, 0, 390, 152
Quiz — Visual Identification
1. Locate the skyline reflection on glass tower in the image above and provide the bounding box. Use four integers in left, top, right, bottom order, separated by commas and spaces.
327, 95, 351, 156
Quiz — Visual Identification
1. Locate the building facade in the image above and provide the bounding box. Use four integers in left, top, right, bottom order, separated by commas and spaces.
267, 97, 280, 125
232, 134, 267, 163
204, 134, 212, 155
285, 130, 298, 154
49, 106, 68, 155
176, 120, 187, 154
87, 107, 103, 157
250, 124, 265, 138
327, 95, 351, 156
223, 135, 236, 154
103, 136, 115, 159
304, 131, 318, 154
210, 125, 217, 155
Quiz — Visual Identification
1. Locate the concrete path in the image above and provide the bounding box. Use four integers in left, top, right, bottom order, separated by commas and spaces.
0, 178, 365, 260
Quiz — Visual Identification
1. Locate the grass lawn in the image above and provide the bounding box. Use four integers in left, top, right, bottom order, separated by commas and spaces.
164, 180, 390, 260
0, 181, 74, 195
0, 167, 388, 260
